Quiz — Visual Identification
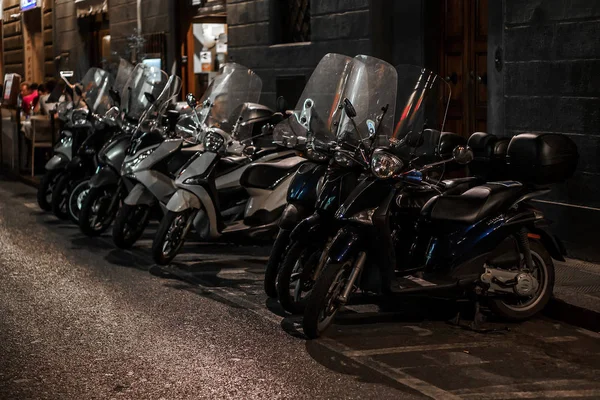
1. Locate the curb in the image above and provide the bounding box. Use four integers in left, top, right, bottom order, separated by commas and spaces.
0, 168, 39, 188
543, 296, 600, 333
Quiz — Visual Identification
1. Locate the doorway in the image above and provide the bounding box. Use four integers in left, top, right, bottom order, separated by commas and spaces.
436, 0, 488, 137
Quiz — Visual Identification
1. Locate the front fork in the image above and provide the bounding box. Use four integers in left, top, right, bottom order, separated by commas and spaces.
337, 251, 368, 305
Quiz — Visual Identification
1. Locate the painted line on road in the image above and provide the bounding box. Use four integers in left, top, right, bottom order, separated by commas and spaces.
459, 389, 600, 399
319, 338, 462, 400
343, 342, 495, 357
540, 335, 579, 343
452, 379, 597, 395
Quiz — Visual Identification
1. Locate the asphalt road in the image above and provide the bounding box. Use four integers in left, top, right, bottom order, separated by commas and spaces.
1, 176, 599, 400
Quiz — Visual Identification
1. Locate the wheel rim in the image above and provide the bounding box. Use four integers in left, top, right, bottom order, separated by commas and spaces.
68, 181, 89, 220
316, 261, 352, 333
501, 251, 548, 312
288, 246, 320, 305
88, 189, 113, 230
161, 212, 192, 258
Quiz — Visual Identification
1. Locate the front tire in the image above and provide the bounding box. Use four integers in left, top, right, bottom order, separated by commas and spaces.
264, 229, 290, 298
303, 260, 353, 339
67, 179, 91, 224
277, 240, 323, 314
37, 170, 63, 211
79, 185, 119, 236
112, 203, 151, 249
152, 210, 195, 265
51, 174, 75, 220
489, 240, 555, 320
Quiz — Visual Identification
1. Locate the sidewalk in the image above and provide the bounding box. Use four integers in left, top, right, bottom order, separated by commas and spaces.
545, 258, 600, 333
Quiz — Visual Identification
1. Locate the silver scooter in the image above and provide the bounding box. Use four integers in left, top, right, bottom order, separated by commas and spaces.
151, 67, 304, 264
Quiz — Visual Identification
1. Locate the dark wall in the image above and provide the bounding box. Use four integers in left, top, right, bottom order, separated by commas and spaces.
227, 0, 375, 108
54, 0, 87, 77
503, 0, 600, 261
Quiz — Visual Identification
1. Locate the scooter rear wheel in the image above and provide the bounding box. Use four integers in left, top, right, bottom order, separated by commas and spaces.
112, 203, 151, 249
79, 185, 119, 236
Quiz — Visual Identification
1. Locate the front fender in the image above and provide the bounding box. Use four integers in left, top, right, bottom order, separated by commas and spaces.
289, 213, 322, 242
89, 165, 119, 188
166, 189, 201, 213
45, 154, 69, 171
124, 183, 155, 206
279, 203, 311, 230
327, 225, 365, 264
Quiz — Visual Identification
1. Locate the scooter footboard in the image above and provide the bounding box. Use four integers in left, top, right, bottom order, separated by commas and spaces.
124, 183, 155, 206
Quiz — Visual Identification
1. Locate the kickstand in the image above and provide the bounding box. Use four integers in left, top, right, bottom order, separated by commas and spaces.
448, 299, 510, 334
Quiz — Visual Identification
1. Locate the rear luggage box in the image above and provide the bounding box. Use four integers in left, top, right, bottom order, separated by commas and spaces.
507, 132, 578, 184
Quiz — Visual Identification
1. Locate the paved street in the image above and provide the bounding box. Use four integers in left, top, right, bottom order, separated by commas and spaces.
1, 176, 600, 400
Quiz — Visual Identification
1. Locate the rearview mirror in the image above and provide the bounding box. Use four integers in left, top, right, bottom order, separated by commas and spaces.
166, 109, 180, 132
343, 98, 357, 118
144, 92, 157, 104
186, 93, 198, 109
276, 96, 288, 113
453, 145, 474, 165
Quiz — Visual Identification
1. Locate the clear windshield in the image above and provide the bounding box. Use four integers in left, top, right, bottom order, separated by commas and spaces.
389, 65, 450, 152
337, 55, 397, 147
79, 68, 114, 115
197, 63, 262, 130
121, 64, 169, 121
113, 58, 135, 95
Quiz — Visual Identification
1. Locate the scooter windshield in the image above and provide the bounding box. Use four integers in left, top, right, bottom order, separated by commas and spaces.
388, 65, 451, 156
79, 68, 114, 115
121, 64, 169, 121
197, 63, 262, 130
337, 55, 397, 148
112, 58, 135, 96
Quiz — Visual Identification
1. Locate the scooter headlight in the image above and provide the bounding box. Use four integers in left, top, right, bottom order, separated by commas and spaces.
123, 148, 154, 174
204, 131, 225, 153
371, 149, 404, 179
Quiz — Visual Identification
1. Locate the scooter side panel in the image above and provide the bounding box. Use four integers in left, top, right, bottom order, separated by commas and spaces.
245, 173, 293, 218
134, 170, 178, 205
124, 183, 155, 206
134, 138, 183, 172
177, 152, 218, 184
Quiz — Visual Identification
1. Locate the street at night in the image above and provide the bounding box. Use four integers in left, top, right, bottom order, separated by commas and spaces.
1, 177, 599, 399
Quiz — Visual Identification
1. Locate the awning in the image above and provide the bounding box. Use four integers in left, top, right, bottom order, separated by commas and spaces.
75, 0, 107, 18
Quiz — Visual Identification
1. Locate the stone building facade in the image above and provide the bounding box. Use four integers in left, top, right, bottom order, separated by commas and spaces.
227, 0, 600, 261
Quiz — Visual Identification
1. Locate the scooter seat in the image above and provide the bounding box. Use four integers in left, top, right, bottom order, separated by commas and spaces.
422, 182, 524, 224
241, 156, 305, 190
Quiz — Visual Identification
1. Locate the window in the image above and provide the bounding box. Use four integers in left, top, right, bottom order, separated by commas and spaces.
272, 0, 311, 44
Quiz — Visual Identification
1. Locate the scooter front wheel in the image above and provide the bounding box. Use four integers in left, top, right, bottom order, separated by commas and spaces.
37, 170, 63, 211
51, 174, 76, 220
112, 203, 151, 249
68, 179, 91, 224
264, 228, 290, 298
79, 185, 119, 236
303, 260, 353, 339
152, 210, 195, 265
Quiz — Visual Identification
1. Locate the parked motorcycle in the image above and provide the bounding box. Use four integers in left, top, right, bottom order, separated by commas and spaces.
302, 65, 578, 338
265, 54, 397, 311
151, 63, 301, 265
78, 63, 170, 236
48, 67, 123, 221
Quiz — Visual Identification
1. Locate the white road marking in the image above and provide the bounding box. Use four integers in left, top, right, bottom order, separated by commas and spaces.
460, 389, 600, 399
343, 342, 495, 357
319, 338, 462, 400
540, 336, 578, 343
23, 202, 38, 210
453, 379, 597, 394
